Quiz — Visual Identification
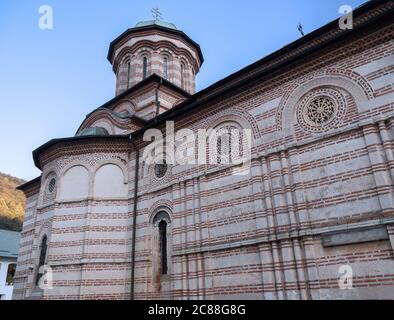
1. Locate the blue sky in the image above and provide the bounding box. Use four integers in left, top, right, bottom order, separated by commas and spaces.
0, 0, 366, 181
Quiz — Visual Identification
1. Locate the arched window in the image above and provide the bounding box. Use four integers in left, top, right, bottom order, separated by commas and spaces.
163, 57, 168, 80
209, 121, 246, 166
143, 56, 148, 79
48, 178, 56, 193
152, 211, 171, 276
217, 132, 233, 164
180, 62, 185, 89
126, 60, 131, 89
159, 220, 168, 275
35, 236, 48, 286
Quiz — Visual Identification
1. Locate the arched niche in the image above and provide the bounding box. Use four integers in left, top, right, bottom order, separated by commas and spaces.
59, 165, 89, 200
278, 74, 372, 136
93, 163, 128, 198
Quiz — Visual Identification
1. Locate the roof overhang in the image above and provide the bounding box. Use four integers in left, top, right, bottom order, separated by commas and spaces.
32, 135, 130, 171
77, 74, 190, 133
16, 176, 41, 192
107, 24, 204, 66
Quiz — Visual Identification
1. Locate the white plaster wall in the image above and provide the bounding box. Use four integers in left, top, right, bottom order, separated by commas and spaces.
60, 166, 89, 200
94, 164, 128, 199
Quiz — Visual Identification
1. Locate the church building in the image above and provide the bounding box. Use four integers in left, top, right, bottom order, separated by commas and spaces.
14, 0, 394, 299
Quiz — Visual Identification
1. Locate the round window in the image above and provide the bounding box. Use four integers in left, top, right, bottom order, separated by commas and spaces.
48, 178, 56, 193
154, 160, 167, 179
296, 88, 346, 133
305, 96, 336, 125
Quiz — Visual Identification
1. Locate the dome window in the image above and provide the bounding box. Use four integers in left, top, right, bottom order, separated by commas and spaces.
163, 57, 168, 80
143, 56, 148, 79
126, 60, 131, 89
48, 178, 56, 193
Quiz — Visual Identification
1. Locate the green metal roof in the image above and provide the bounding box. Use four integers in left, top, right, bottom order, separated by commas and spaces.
76, 126, 110, 137
134, 20, 177, 30
0, 229, 20, 259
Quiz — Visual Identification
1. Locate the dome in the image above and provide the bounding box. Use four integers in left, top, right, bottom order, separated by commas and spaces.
134, 20, 178, 30
76, 127, 109, 137
109, 17, 204, 97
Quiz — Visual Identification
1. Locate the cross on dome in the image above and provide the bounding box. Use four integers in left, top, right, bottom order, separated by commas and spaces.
151, 7, 163, 21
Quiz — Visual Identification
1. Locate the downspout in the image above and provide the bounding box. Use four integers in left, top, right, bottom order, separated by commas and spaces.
130, 76, 161, 298
130, 133, 140, 300
155, 77, 163, 118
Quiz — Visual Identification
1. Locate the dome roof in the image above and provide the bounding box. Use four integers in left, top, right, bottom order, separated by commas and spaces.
76, 127, 109, 137
134, 20, 178, 30
107, 19, 204, 67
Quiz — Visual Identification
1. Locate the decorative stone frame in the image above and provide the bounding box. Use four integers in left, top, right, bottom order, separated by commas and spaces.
139, 50, 152, 80
203, 112, 255, 169
145, 150, 173, 187
277, 71, 373, 136
78, 108, 133, 135
208, 120, 246, 165
160, 50, 173, 81
179, 59, 189, 90
57, 163, 91, 202
33, 234, 48, 286
30, 222, 51, 298
112, 39, 201, 76
123, 55, 133, 89
39, 169, 59, 206
91, 159, 129, 200
56, 157, 128, 201
148, 203, 173, 292
296, 87, 347, 133
199, 108, 261, 140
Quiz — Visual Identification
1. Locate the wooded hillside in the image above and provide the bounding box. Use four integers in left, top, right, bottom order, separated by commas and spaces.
0, 172, 26, 232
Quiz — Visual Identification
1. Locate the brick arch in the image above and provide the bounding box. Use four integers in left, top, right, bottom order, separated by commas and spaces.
323, 68, 374, 99
148, 200, 173, 224
91, 119, 115, 135
93, 161, 128, 199
60, 162, 92, 178
78, 108, 131, 134
200, 108, 261, 140
32, 225, 51, 291
59, 163, 91, 200
36, 226, 51, 249
120, 55, 132, 64
34, 221, 52, 260
39, 169, 58, 206
113, 40, 200, 73
112, 99, 137, 115
93, 158, 128, 184
138, 49, 153, 75
276, 69, 373, 134
42, 167, 59, 182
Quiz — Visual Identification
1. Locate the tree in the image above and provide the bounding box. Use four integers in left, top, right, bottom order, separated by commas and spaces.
0, 172, 26, 232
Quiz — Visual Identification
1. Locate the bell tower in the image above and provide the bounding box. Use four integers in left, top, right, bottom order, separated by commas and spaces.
107, 16, 204, 97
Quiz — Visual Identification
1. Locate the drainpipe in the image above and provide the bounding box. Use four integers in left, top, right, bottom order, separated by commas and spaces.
130, 133, 140, 300
155, 77, 163, 118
